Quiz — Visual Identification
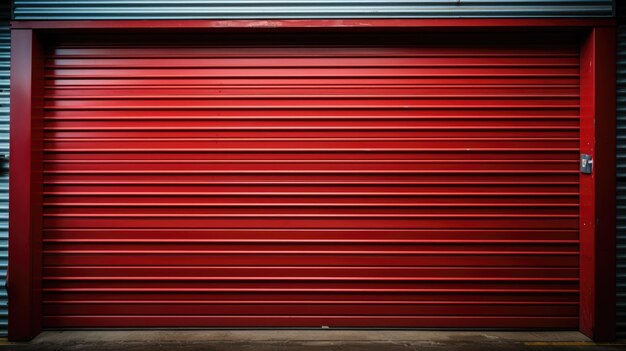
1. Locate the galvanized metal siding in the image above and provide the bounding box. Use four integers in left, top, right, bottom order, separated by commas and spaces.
617, 26, 626, 338
0, 22, 9, 337
13, 0, 614, 20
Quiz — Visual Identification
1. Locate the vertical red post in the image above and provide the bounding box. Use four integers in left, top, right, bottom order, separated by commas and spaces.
579, 27, 617, 341
9, 29, 44, 341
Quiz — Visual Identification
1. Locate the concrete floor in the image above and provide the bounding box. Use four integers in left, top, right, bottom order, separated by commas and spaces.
2, 330, 626, 351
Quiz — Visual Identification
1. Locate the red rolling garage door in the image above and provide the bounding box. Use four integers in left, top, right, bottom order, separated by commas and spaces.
41, 32, 580, 328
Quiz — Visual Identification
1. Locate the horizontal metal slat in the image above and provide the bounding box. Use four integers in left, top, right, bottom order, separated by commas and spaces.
13, 0, 614, 19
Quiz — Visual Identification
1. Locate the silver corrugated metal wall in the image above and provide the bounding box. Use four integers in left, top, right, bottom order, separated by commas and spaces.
12, 0, 615, 20
5, 0, 620, 340
0, 25, 7, 339
618, 25, 626, 338
0, 5, 9, 338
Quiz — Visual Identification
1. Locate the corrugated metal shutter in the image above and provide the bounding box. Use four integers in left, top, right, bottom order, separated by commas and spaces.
13, 0, 614, 20
42, 32, 580, 328
617, 25, 626, 338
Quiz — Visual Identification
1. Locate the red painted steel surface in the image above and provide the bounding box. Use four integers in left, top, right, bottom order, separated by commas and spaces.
10, 18, 616, 30
9, 29, 44, 340
578, 27, 616, 341
41, 32, 581, 328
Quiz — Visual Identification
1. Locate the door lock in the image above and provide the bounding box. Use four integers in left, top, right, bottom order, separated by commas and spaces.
580, 154, 593, 174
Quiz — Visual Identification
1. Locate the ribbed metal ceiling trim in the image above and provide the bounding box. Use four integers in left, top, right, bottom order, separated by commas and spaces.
617, 25, 626, 338
13, 0, 614, 20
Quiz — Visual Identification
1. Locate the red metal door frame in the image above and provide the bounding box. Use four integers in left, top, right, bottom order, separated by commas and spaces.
8, 18, 616, 341
579, 26, 617, 341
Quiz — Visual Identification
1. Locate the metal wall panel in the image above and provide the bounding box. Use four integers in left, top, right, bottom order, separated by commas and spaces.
41, 32, 580, 329
0, 22, 8, 338
13, 0, 614, 20
0, 1, 12, 338
617, 26, 626, 338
